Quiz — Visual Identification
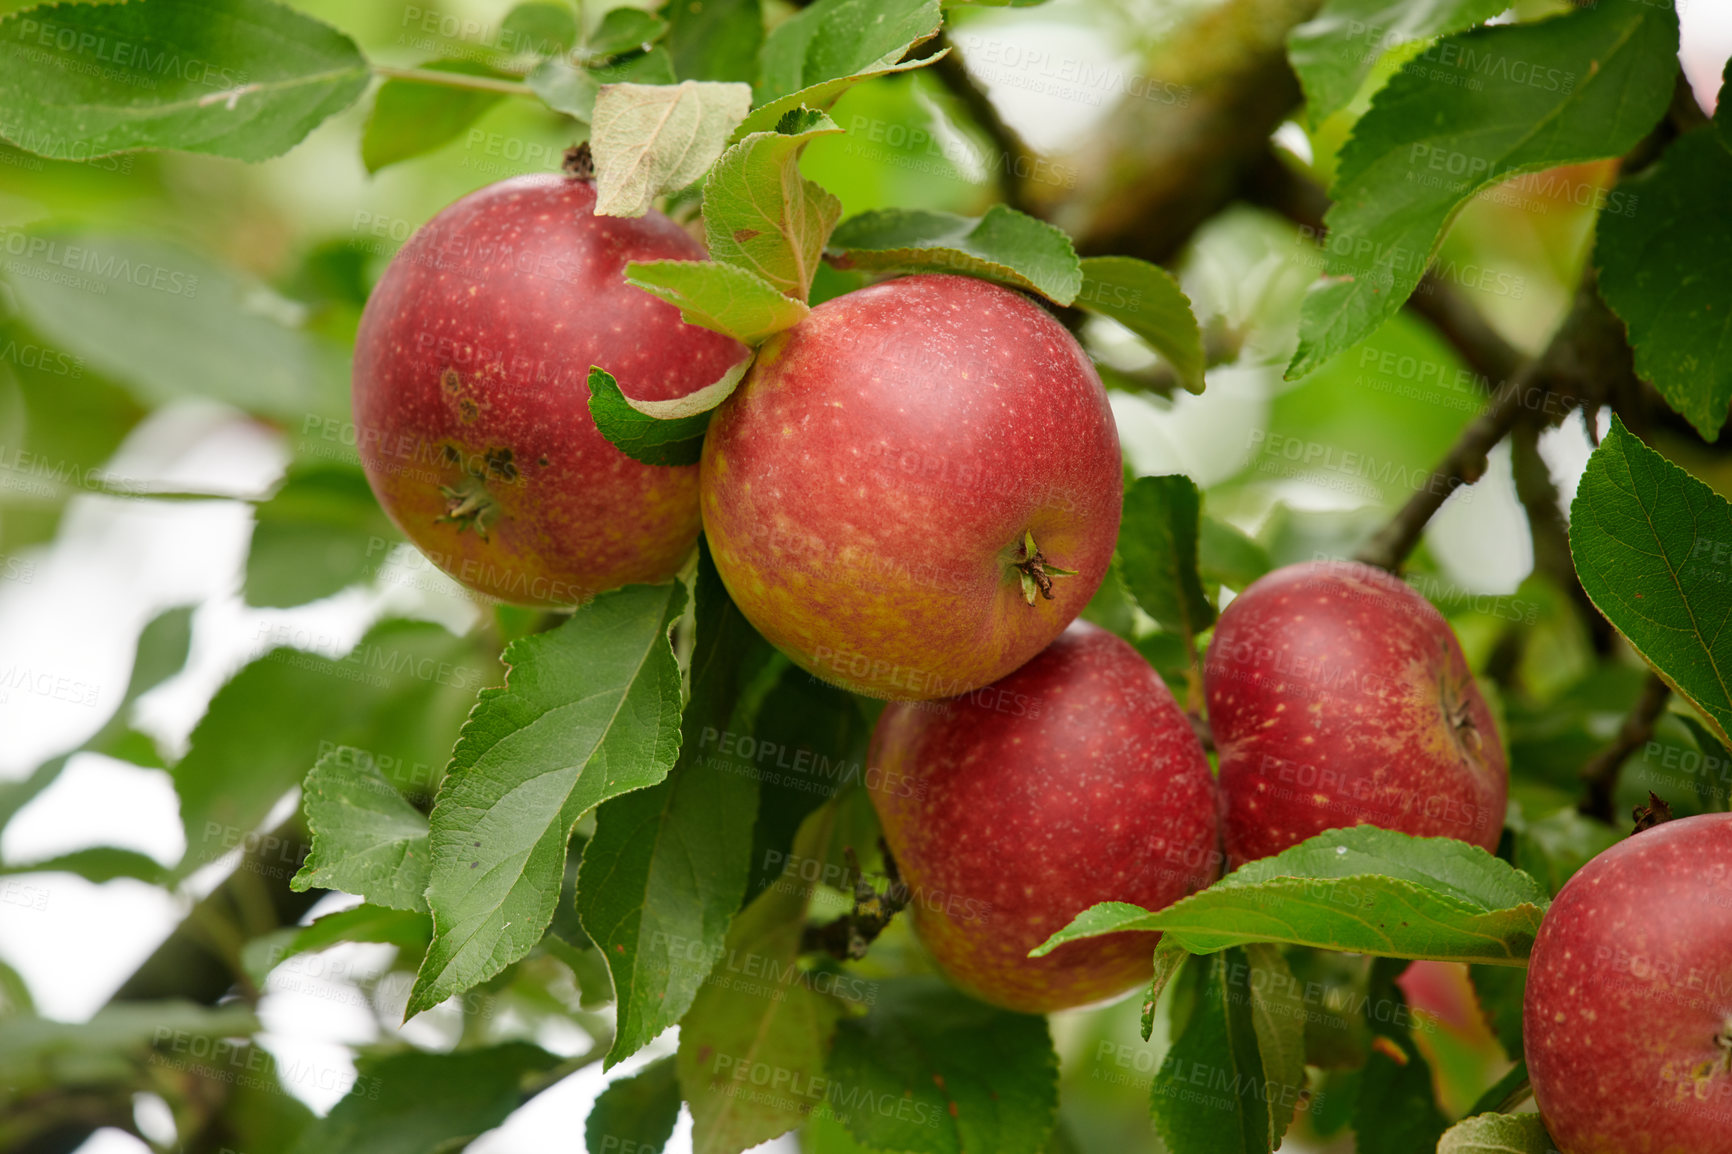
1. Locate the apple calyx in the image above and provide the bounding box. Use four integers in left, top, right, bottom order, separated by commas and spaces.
562, 141, 594, 180
437, 476, 501, 539
1014, 531, 1080, 606
1632, 791, 1676, 833
1439, 671, 1493, 767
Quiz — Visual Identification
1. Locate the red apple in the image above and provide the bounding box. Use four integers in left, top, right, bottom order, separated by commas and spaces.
1203, 560, 1506, 864
867, 622, 1222, 1013
699, 273, 1122, 701
1524, 813, 1732, 1154
352, 173, 746, 606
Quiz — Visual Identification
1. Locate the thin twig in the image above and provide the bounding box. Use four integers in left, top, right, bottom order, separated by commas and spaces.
1353, 372, 1532, 572
801, 842, 911, 960
1581, 673, 1670, 822
1355, 272, 1635, 573
1510, 421, 1614, 653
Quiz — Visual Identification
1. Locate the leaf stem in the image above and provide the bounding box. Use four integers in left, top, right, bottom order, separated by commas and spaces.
1181, 630, 1204, 714
372, 65, 534, 97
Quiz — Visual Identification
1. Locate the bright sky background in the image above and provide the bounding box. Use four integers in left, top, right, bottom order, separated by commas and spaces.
2, 3, 1729, 1152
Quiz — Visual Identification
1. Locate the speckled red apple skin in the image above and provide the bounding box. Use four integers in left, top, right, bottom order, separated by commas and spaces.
868, 622, 1222, 1013
352, 174, 746, 606
699, 274, 1122, 701
1524, 814, 1732, 1154
1204, 560, 1506, 865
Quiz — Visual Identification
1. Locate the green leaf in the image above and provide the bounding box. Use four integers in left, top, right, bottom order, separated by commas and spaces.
1, 604, 193, 839
626, 259, 809, 345
1351, 959, 1448, 1154
734, 49, 943, 139
1149, 950, 1269, 1154
206, 1049, 316, 1154
1287, 0, 1679, 378
1118, 474, 1217, 642
704, 111, 843, 300
589, 7, 669, 57
1677, 712, 1732, 812
755, 0, 940, 105
245, 464, 398, 608
0, 1001, 258, 1099
290, 747, 432, 912
81, 603, 196, 764
585, 361, 749, 467
408, 583, 687, 1018
590, 80, 753, 216
277, 904, 432, 967
1075, 256, 1204, 394
825, 977, 1059, 1154
173, 620, 492, 877
1033, 827, 1549, 966
0, 846, 165, 884
361, 60, 512, 173
667, 0, 763, 84
528, 57, 601, 121
587, 1056, 682, 1154
0, 758, 69, 844
503, 2, 578, 55
1510, 806, 1619, 897
1198, 516, 1272, 591
1436, 1112, 1558, 1154
599, 47, 680, 87
677, 807, 844, 1154
1287, 949, 1374, 1069
287, 1042, 561, 1154
741, 665, 869, 906
0, 341, 143, 555
827, 205, 1083, 306
578, 549, 773, 1067
0, 231, 349, 420
1468, 963, 1525, 1056
1465, 1060, 1531, 1116
1569, 415, 1732, 749
1288, 0, 1509, 126
0, 0, 369, 161
1595, 126, 1732, 440
1141, 938, 1191, 1042
1243, 944, 1308, 1149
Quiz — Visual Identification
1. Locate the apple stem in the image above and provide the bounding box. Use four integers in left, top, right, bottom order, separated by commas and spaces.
1013, 531, 1079, 607
1185, 710, 1214, 752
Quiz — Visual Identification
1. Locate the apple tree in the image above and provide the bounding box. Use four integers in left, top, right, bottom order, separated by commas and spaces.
0, 0, 1728, 1152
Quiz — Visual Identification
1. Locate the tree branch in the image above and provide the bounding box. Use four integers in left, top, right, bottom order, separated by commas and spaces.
1353, 372, 1530, 572
1580, 673, 1671, 823
1043, 0, 1324, 264
919, 32, 1043, 217
1355, 270, 1635, 572
113, 821, 319, 1005
1510, 419, 1614, 653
